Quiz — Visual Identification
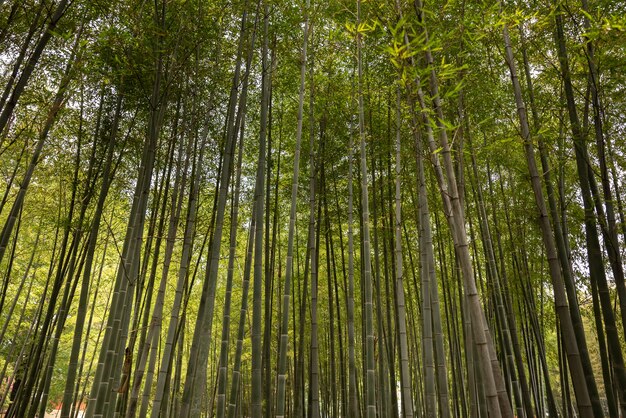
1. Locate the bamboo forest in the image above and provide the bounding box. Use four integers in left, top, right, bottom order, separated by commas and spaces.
1, 0, 626, 416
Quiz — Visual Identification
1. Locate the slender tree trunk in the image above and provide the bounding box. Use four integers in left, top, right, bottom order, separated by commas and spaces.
275, 0, 310, 413
393, 86, 413, 417
226, 193, 258, 418
579, 0, 626, 342
5, 29, 84, 416
251, 7, 270, 416
552, 6, 626, 414
346, 112, 359, 418
501, 19, 594, 417
262, 37, 277, 418
0, 23, 79, 268
180, 3, 254, 415
356, 2, 377, 415
215, 55, 251, 418
305, 74, 320, 418
60, 91, 121, 418
126, 130, 188, 418
86, 3, 171, 414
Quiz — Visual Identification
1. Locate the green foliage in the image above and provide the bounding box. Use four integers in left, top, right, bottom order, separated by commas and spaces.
0, 0, 625, 415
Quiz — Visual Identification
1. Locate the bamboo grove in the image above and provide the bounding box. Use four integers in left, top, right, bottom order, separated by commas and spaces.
0, 0, 625, 416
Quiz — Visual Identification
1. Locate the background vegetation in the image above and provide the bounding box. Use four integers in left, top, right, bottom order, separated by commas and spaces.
0, 0, 625, 416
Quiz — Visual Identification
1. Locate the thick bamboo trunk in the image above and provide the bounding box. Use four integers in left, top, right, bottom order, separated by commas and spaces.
356, 2, 377, 416
275, 0, 310, 414
392, 86, 413, 417
501, 19, 595, 417
180, 4, 254, 416
251, 7, 270, 416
